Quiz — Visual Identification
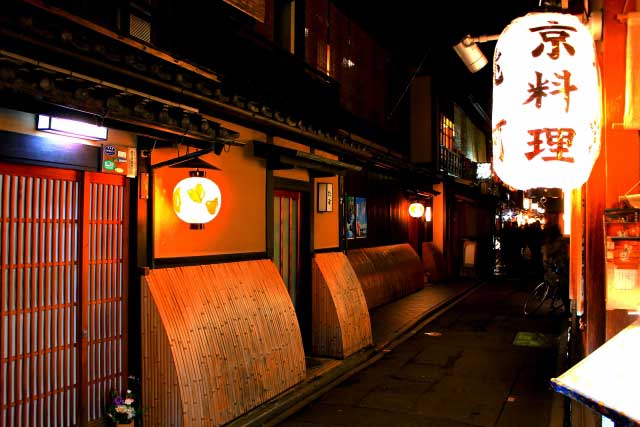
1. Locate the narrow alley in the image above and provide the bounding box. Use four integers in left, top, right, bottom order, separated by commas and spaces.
276, 280, 568, 427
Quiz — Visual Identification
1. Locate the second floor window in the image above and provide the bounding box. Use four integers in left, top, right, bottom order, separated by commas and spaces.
440, 114, 455, 150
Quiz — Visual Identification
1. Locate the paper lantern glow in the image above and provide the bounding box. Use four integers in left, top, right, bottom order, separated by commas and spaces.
492, 12, 601, 190
173, 172, 221, 229
409, 202, 425, 218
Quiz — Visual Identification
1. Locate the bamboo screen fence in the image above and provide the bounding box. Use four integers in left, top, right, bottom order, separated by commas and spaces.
347, 243, 424, 309
141, 260, 306, 427
0, 163, 128, 427
312, 252, 372, 358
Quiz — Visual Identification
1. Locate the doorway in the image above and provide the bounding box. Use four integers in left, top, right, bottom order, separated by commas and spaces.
272, 185, 311, 350
273, 189, 301, 304
0, 162, 129, 426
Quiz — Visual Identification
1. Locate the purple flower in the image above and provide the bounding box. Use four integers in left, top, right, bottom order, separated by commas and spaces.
113, 396, 125, 405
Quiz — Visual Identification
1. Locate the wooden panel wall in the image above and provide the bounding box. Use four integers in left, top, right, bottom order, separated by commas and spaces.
344, 176, 410, 251
347, 243, 424, 310
312, 252, 372, 359
141, 260, 306, 427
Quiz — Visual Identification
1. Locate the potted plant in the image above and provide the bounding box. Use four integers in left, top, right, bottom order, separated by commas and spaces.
106, 389, 137, 426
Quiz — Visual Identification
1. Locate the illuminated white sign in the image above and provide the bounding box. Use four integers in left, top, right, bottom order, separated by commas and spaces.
492, 12, 601, 190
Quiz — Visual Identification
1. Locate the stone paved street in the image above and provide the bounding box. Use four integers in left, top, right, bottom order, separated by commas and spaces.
275, 280, 566, 427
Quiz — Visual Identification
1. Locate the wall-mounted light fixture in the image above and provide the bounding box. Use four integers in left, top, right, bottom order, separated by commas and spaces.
425, 206, 432, 222
317, 182, 333, 212
454, 9, 602, 75
453, 34, 500, 73
409, 202, 425, 218
36, 114, 108, 140
491, 12, 601, 191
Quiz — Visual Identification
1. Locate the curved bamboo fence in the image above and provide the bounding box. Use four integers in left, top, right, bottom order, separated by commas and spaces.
312, 252, 372, 359
422, 242, 447, 283
347, 243, 424, 309
141, 260, 306, 427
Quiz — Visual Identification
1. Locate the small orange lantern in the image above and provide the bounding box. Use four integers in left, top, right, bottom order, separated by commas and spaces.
173, 170, 221, 229
409, 202, 425, 218
492, 12, 601, 190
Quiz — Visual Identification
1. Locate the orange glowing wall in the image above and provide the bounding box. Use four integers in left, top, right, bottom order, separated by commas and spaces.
313, 149, 340, 250
602, 4, 640, 207
600, 1, 640, 340
584, 0, 640, 352
153, 127, 342, 257
153, 126, 267, 258
271, 138, 340, 251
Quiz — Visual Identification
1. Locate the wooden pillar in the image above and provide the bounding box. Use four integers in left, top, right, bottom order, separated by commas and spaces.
585, 165, 606, 354
569, 187, 584, 312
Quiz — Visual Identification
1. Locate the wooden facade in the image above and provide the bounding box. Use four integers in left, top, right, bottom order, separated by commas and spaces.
141, 260, 306, 427
347, 244, 424, 309
311, 252, 372, 358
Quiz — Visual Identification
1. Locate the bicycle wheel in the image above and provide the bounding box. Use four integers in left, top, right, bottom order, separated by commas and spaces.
524, 281, 551, 315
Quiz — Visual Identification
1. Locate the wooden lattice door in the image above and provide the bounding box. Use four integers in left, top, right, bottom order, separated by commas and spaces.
0, 163, 129, 427
273, 190, 300, 306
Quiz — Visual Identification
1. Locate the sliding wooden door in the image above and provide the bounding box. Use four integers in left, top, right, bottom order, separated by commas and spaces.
273, 190, 300, 306
0, 162, 129, 427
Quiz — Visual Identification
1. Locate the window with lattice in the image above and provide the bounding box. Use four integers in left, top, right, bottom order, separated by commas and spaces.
440, 114, 456, 150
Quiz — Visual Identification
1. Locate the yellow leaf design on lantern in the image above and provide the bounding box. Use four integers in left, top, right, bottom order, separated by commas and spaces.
173, 188, 181, 213
206, 198, 219, 215
187, 183, 205, 204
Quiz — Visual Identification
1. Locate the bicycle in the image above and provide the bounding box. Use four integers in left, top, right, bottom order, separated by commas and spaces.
523, 263, 567, 315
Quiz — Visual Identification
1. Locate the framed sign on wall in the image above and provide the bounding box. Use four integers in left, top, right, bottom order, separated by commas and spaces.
317, 182, 333, 212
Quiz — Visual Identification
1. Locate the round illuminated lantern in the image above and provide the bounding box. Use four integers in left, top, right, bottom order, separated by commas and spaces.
409, 202, 425, 218
492, 12, 601, 190
172, 170, 221, 229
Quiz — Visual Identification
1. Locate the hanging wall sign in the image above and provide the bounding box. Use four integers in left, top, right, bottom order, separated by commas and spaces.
492, 12, 601, 190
